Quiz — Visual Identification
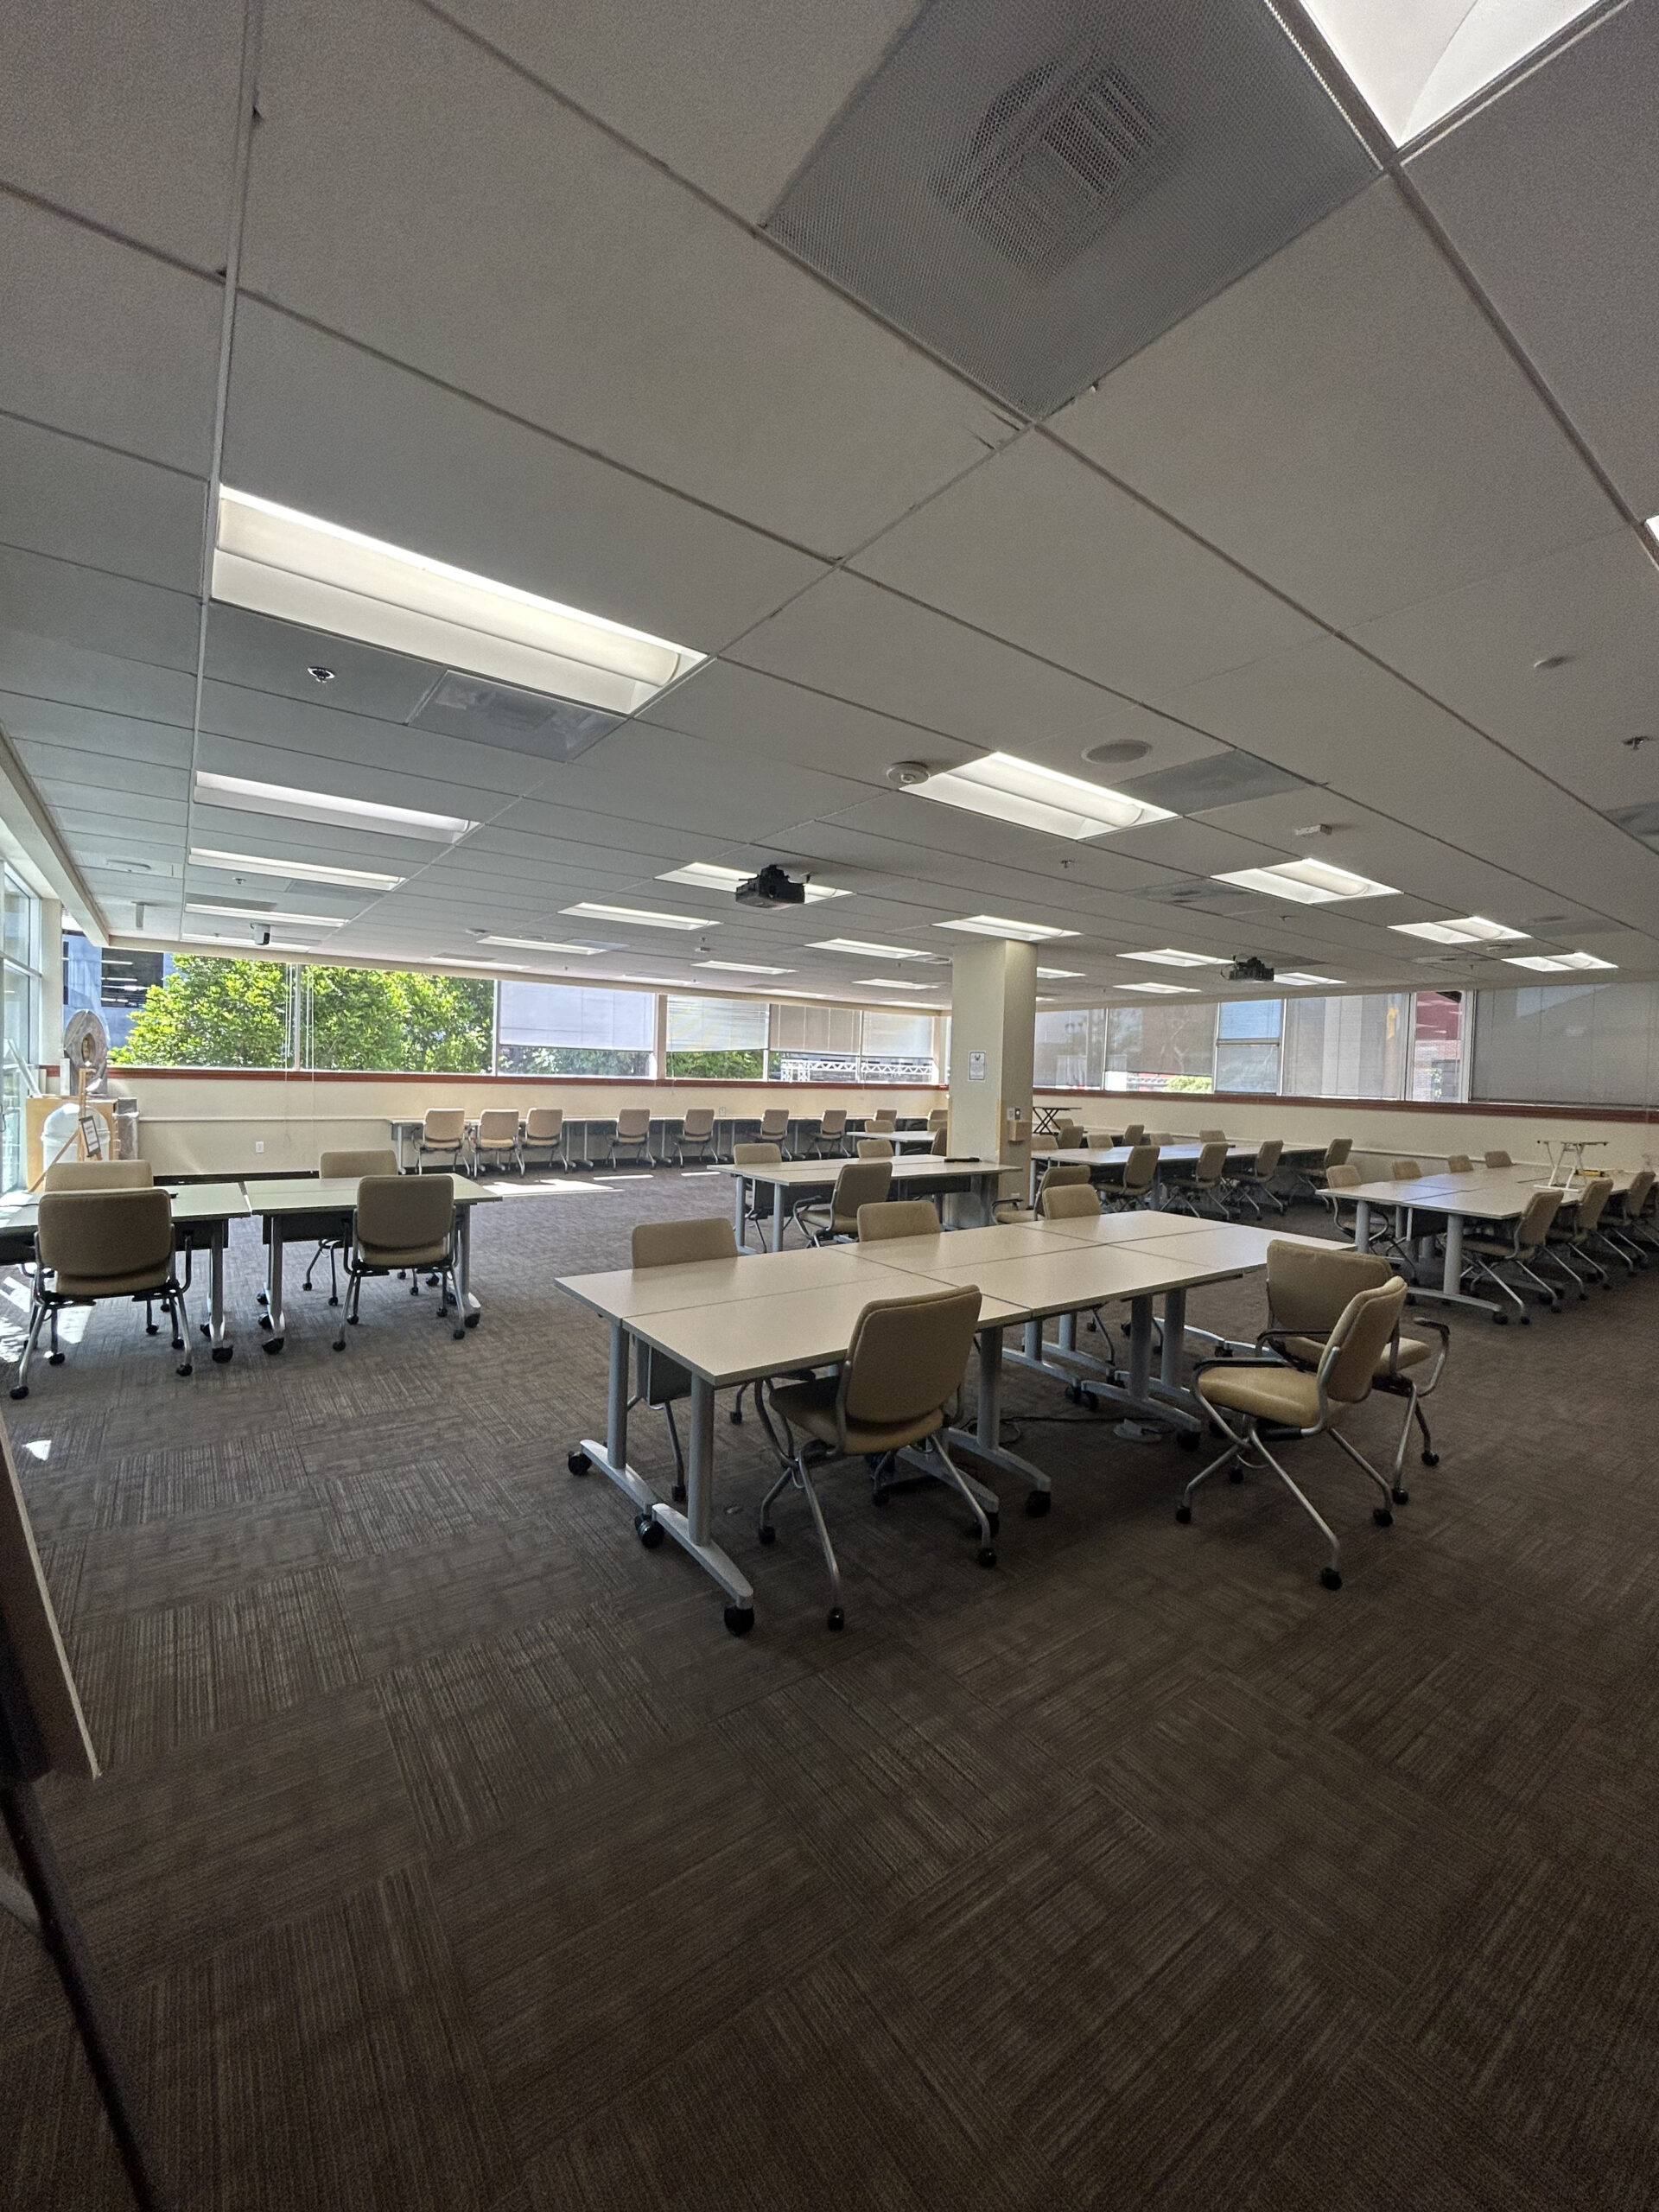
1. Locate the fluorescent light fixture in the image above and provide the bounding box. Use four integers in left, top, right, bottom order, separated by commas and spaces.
475, 934, 606, 955
908, 753, 1174, 842
1504, 951, 1618, 972
1390, 916, 1529, 944
1037, 967, 1084, 980
659, 861, 847, 902
696, 959, 795, 975
1300, 0, 1602, 146
181, 933, 320, 954
855, 976, 941, 989
615, 974, 689, 986
934, 916, 1079, 942
1119, 980, 1197, 995
213, 487, 702, 714
186, 901, 345, 927
1277, 972, 1344, 986
810, 938, 934, 961
1122, 948, 1230, 968
189, 848, 404, 892
560, 901, 711, 931
1213, 859, 1397, 905
194, 771, 474, 843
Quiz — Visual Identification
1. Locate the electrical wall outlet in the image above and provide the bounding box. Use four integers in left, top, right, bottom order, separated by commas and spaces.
254, 1140, 264, 1154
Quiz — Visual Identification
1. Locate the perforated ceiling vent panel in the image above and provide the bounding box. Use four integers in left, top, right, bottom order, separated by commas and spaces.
409, 673, 624, 764
766, 0, 1376, 417
1113, 750, 1312, 814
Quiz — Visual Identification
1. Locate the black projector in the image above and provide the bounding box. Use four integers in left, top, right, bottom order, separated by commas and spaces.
1225, 955, 1275, 983
735, 865, 807, 910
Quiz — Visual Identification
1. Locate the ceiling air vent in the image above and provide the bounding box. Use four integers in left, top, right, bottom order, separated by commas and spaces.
408, 673, 624, 764
936, 47, 1172, 275
1605, 799, 1659, 845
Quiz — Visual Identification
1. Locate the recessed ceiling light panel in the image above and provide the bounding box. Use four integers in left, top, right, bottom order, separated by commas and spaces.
561, 902, 710, 931
188, 848, 404, 892
194, 771, 475, 843
910, 753, 1175, 842
1276, 972, 1344, 986
696, 959, 796, 975
934, 915, 1080, 942
855, 976, 941, 988
186, 901, 346, 927
1118, 980, 1197, 994
1300, 0, 1603, 145
476, 934, 607, 955
810, 938, 935, 960
1391, 916, 1529, 944
1121, 947, 1230, 968
1505, 951, 1618, 973
1213, 859, 1397, 904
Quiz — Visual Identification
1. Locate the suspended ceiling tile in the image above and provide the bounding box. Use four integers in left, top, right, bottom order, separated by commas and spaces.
1050, 178, 1614, 629
1408, 2, 1659, 517
0, 416, 207, 596
0, 197, 222, 473
433, 0, 921, 221
203, 606, 442, 728
223, 304, 827, 651
0, 629, 197, 730
0, 546, 200, 673
242, 0, 1012, 554
851, 432, 1316, 693
638, 661, 978, 787
0, 696, 194, 773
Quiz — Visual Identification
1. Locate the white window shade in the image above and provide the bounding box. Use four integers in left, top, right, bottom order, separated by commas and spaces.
861, 1007, 936, 1059
1471, 982, 1659, 1108
665, 995, 769, 1053
498, 981, 654, 1051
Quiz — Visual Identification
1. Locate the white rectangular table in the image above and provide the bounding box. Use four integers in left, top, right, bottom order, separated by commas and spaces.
1345, 1167, 1631, 1317
725, 1154, 1013, 1249
244, 1175, 499, 1351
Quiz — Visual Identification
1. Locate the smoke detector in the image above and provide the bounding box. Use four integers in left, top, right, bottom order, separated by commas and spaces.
1082, 738, 1152, 767
886, 761, 931, 787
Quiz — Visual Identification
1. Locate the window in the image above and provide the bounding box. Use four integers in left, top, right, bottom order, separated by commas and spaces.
766, 1002, 941, 1084
859, 1007, 938, 1081
664, 994, 767, 1078
496, 980, 653, 1077
1215, 999, 1282, 1094
1104, 1002, 1216, 1092
1034, 1007, 1103, 1090
1408, 990, 1465, 1102
3, 873, 43, 1191
1471, 982, 1659, 1109
1283, 992, 1408, 1098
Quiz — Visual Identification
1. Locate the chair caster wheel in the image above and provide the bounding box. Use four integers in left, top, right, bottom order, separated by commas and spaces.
1520, 1314, 1531, 1325
9, 1385, 27, 1400
728, 1407, 743, 1425
568, 1451, 591, 1475
145, 1325, 159, 1337
1179, 1430, 1199, 1451
1082, 1389, 1100, 1412
976, 1546, 997, 1569
1175, 1504, 1192, 1523
1064, 1382, 1081, 1404
1492, 1313, 1508, 1325
332, 1340, 345, 1353
826, 1608, 844, 1632
1023, 1489, 1051, 1517
1319, 1567, 1343, 1590
1215, 1343, 1232, 1357
1536, 1293, 1553, 1307
48, 1352, 64, 1367
1421, 1450, 1440, 1467
465, 1313, 480, 1327
212, 1346, 232, 1363
1373, 1507, 1394, 1528
1392, 1485, 1410, 1504
759, 1524, 777, 1546
671, 1483, 686, 1506
723, 1605, 754, 1637
636, 1515, 664, 1548
263, 1338, 283, 1355
176, 1362, 194, 1378
1228, 1465, 1244, 1483
327, 1296, 339, 1307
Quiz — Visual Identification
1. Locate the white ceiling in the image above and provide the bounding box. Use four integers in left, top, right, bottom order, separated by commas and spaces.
3, 0, 1658, 1013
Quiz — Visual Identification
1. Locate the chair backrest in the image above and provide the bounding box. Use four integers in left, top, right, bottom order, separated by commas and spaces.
1266, 1240, 1391, 1335
832, 1158, 891, 1229
681, 1108, 715, 1139
524, 1107, 563, 1140
734, 1141, 782, 1166
1320, 1276, 1408, 1404
1325, 1163, 1362, 1190
1390, 1159, 1421, 1180
1621, 1166, 1655, 1216
476, 1108, 519, 1144
928, 1109, 950, 1128
1121, 1123, 1146, 1146
615, 1108, 651, 1140
42, 1159, 154, 1191
1055, 1122, 1085, 1149
1446, 1154, 1473, 1174
1484, 1149, 1512, 1168
1193, 1141, 1229, 1186
870, 1109, 898, 1128
1038, 1181, 1099, 1220
1515, 1188, 1562, 1253
855, 1198, 939, 1243
422, 1108, 467, 1143
356, 1173, 453, 1253
819, 1108, 847, 1135
1253, 1138, 1282, 1177
320, 1148, 400, 1179
857, 1137, 893, 1159
842, 1287, 981, 1429
760, 1107, 790, 1138
1122, 1142, 1159, 1192
37, 1187, 173, 1281
1198, 1128, 1226, 1142
1036, 1163, 1091, 1201
931, 1128, 948, 1153
1325, 1137, 1352, 1167
632, 1217, 737, 1268
1569, 1176, 1614, 1234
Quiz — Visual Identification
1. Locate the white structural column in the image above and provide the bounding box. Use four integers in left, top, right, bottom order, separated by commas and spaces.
948, 938, 1035, 1215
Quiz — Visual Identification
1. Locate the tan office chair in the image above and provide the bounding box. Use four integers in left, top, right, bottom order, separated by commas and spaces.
761, 1286, 993, 1628
1256, 1242, 1448, 1495
1198, 1127, 1227, 1142
1459, 1186, 1563, 1320
626, 1217, 740, 1520
1054, 1121, 1086, 1150
1103, 1142, 1159, 1211
1602, 1166, 1656, 1268
1179, 1274, 1409, 1588
677, 1107, 717, 1165
1446, 1154, 1474, 1175
928, 1108, 950, 1131
415, 1107, 467, 1172
1295, 1135, 1352, 1201
1164, 1140, 1230, 1219
14, 1187, 192, 1398
759, 1107, 791, 1149
870, 1110, 898, 1133
930, 1128, 948, 1154
733, 1141, 782, 1250
472, 1107, 522, 1175
520, 1107, 565, 1172
1542, 1176, 1615, 1298
41, 1160, 154, 1190
995, 1160, 1090, 1224
857, 1136, 893, 1159
608, 1106, 652, 1166
1390, 1159, 1422, 1180
855, 1198, 940, 1242
334, 1175, 463, 1350
1119, 1123, 1146, 1147
1484, 1150, 1512, 1169
1037, 1181, 1099, 1221
304, 1147, 402, 1305
1230, 1138, 1285, 1217
795, 1158, 891, 1245
816, 1107, 849, 1158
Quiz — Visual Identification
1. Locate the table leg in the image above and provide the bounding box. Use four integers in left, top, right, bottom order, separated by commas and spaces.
733, 1172, 747, 1246
1160, 1286, 1186, 1389
1442, 1212, 1463, 1295
652, 1374, 755, 1630
573, 1318, 661, 1516
208, 1226, 232, 1362
1058, 1310, 1077, 1354
943, 1325, 1046, 1509
1115, 1295, 1161, 1442
772, 1180, 785, 1252
261, 1220, 286, 1351
456, 1205, 481, 1323
1354, 1197, 1371, 1251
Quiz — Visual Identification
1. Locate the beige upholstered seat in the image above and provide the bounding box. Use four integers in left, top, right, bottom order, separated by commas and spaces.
1119, 1123, 1146, 1147
928, 1109, 950, 1130
816, 1108, 849, 1157
1484, 1149, 1512, 1169
995, 1160, 1089, 1224
677, 1107, 718, 1164
855, 1198, 940, 1242
1165, 1140, 1230, 1219
626, 1217, 740, 1506
632, 1217, 737, 1268
1231, 1137, 1285, 1217
1198, 1128, 1226, 1142
416, 1108, 467, 1171
307, 1148, 404, 1302
1297, 1135, 1352, 1200
1390, 1159, 1422, 1180
1183, 1273, 1409, 1588
1543, 1176, 1615, 1297
1037, 1180, 1098, 1221
1446, 1154, 1474, 1174
474, 1108, 522, 1173
796, 1158, 891, 1244
610, 1107, 652, 1166
856, 1137, 893, 1159
930, 1128, 948, 1154
521, 1107, 565, 1170
1603, 1166, 1656, 1266
1054, 1122, 1086, 1150
1103, 1142, 1159, 1211
1460, 1186, 1562, 1317
334, 1175, 463, 1350
760, 1107, 791, 1144
870, 1110, 898, 1133
15, 1187, 191, 1396
732, 1142, 783, 1246
762, 1286, 991, 1626
42, 1160, 154, 1191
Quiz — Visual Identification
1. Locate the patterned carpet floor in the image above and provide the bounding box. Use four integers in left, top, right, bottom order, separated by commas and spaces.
2, 1166, 1656, 2210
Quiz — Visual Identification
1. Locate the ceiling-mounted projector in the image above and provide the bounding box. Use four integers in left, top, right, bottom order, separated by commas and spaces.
1225, 955, 1275, 982
735, 864, 806, 910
